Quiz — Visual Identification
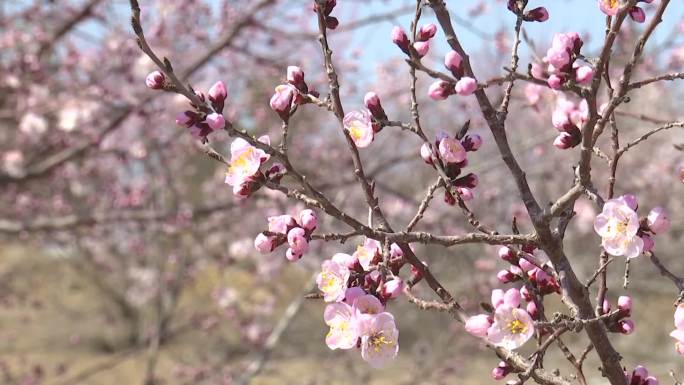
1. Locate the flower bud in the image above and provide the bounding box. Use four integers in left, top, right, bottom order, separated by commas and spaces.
497, 269, 516, 284
254, 233, 276, 254
381, 278, 404, 299
270, 84, 296, 120
175, 111, 195, 127
575, 66, 594, 85
632, 366, 649, 385
454, 173, 478, 189
644, 377, 659, 385
619, 319, 635, 335
457, 187, 474, 201
647, 207, 670, 234
205, 112, 225, 130
491, 362, 510, 380
455, 77, 477, 96
618, 296, 633, 315
325, 16, 339, 29
523, 7, 549, 22
364, 91, 387, 120
286, 248, 302, 262
287, 66, 306, 91
603, 299, 611, 315
420, 143, 434, 165
553, 132, 578, 149
299, 209, 318, 231
641, 234, 654, 253
491, 289, 505, 308
461, 134, 482, 151
428, 81, 455, 100
287, 227, 309, 256
547, 74, 563, 89
498, 247, 518, 264
444, 50, 463, 76
526, 301, 539, 319
503, 288, 521, 308
145, 71, 165, 89
391, 26, 410, 54
417, 23, 437, 41
413, 41, 430, 57
208, 80, 227, 111
465, 314, 492, 338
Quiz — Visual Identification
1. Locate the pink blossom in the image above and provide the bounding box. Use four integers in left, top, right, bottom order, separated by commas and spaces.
629, 6, 646, 23
457, 187, 474, 201
353, 238, 381, 271
647, 207, 670, 234
381, 278, 404, 299
287, 227, 309, 256
618, 296, 632, 315
317, 259, 351, 302
618, 194, 638, 210
343, 286, 366, 305
641, 234, 654, 253
332, 253, 358, 269
145, 71, 165, 89
254, 233, 276, 254
438, 137, 467, 164
547, 74, 563, 89
420, 143, 434, 164
364, 92, 387, 120
491, 362, 510, 380
391, 26, 410, 54
268, 215, 296, 234
343, 110, 374, 148
486, 305, 535, 349
428, 80, 454, 100
324, 302, 358, 350
524, 84, 544, 105
270, 84, 296, 119
175, 111, 194, 127
224, 138, 268, 189
598, 0, 619, 16
444, 50, 463, 75
619, 319, 635, 334
575, 65, 594, 84
286, 66, 305, 90
299, 209, 318, 231
465, 314, 492, 338
417, 23, 437, 41
352, 294, 384, 315
491, 289, 505, 308
208, 80, 227, 111
594, 197, 644, 258
356, 312, 399, 368
413, 41, 430, 57
205, 112, 225, 130
455, 77, 477, 95
502, 288, 521, 309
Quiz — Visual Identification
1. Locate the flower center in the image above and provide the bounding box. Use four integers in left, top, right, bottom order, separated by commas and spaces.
507, 319, 527, 335
229, 147, 255, 176
606, 218, 629, 236
320, 272, 340, 292
370, 333, 394, 352
349, 123, 364, 141
605, 0, 618, 8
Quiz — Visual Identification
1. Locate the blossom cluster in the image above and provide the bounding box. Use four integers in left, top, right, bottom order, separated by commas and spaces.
602, 295, 636, 335
254, 209, 318, 261
594, 194, 670, 258
270, 66, 314, 121
172, 80, 228, 141
224, 137, 285, 200
496, 245, 561, 297
465, 287, 535, 351
420, 130, 482, 202
428, 50, 477, 99
536, 32, 594, 91
316, 238, 408, 366
342, 92, 391, 148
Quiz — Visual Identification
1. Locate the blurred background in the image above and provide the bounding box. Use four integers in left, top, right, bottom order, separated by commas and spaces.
1, 0, 684, 384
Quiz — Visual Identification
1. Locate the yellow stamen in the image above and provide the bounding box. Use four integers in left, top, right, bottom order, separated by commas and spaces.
507, 319, 527, 335
370, 333, 394, 352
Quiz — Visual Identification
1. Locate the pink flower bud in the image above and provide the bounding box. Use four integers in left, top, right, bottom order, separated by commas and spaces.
287, 66, 305, 88
647, 207, 670, 234
644, 377, 659, 385
491, 362, 510, 380
444, 50, 463, 74
364, 91, 387, 120
299, 209, 318, 231
503, 288, 521, 308
497, 269, 516, 283
254, 233, 276, 254
413, 41, 430, 57
547, 74, 563, 89
420, 143, 434, 164
428, 80, 455, 100
270, 84, 296, 120
391, 26, 410, 54
520, 285, 532, 301
618, 296, 632, 315
325, 16, 339, 29
461, 134, 482, 151
205, 113, 225, 130
524, 7, 549, 22
602, 299, 611, 315
381, 278, 404, 299
417, 23, 437, 41
438, 137, 467, 163
526, 301, 539, 319
620, 319, 635, 335
285, 248, 302, 262
641, 234, 654, 253
498, 247, 517, 264
455, 77, 477, 96
175, 111, 194, 127
629, 6, 646, 23
519, 258, 535, 272
145, 71, 165, 89
531, 62, 545, 79
465, 314, 492, 338
208, 81, 227, 111
575, 66, 594, 85
287, 227, 309, 255
553, 132, 575, 149
632, 366, 649, 384
457, 187, 474, 201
